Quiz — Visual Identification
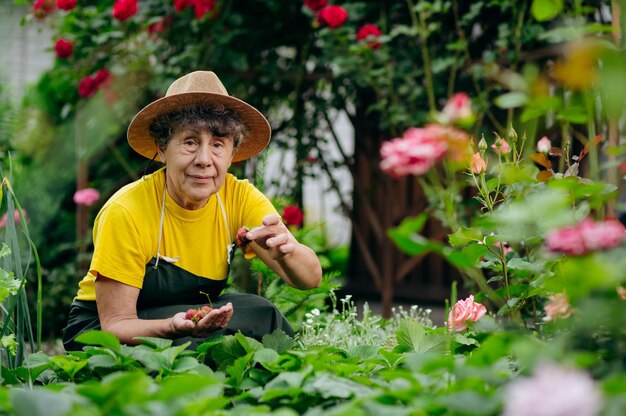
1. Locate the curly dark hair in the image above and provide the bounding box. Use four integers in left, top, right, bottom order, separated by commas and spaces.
148, 104, 248, 153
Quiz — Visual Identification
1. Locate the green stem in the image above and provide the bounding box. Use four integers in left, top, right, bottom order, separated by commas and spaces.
407, 0, 436, 112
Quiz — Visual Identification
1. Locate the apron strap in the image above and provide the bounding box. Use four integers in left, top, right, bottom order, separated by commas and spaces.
215, 193, 232, 242
154, 183, 168, 269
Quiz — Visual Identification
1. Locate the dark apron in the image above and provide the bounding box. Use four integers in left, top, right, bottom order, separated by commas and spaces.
62, 250, 293, 352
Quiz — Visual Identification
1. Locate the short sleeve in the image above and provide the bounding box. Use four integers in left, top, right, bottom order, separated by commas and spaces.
89, 203, 151, 288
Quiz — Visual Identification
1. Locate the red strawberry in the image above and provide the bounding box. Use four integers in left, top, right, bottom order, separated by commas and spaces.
185, 308, 197, 320
200, 305, 212, 315
236, 226, 251, 249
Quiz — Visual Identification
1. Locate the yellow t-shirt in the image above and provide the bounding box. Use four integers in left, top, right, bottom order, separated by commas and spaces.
75, 168, 278, 301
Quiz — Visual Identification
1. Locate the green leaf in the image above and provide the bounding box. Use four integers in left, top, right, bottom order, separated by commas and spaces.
0, 243, 11, 258
132, 337, 173, 350
531, 0, 563, 22
556, 105, 588, 124
494, 91, 528, 109
75, 330, 121, 351
461, 244, 489, 266
262, 330, 294, 353
0, 268, 21, 303
303, 373, 373, 399
253, 348, 280, 367
10, 389, 72, 416
154, 373, 222, 401
448, 227, 483, 247
87, 354, 117, 368
395, 320, 447, 354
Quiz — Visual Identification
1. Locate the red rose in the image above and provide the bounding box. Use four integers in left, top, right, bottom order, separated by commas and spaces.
174, 0, 194, 12
303, 0, 328, 12
317, 5, 348, 29
282, 205, 304, 227
54, 38, 73, 59
356, 24, 382, 49
56, 0, 76, 11
112, 0, 138, 22
33, 0, 55, 19
194, 0, 215, 19
78, 75, 97, 98
93, 68, 112, 87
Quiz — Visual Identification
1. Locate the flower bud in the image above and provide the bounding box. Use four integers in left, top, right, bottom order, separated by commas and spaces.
478, 136, 488, 152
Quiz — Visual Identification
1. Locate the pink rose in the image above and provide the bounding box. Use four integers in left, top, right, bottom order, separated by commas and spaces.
73, 188, 100, 206
546, 219, 625, 255
439, 93, 474, 126
78, 75, 97, 98
112, 0, 137, 22
536, 136, 551, 153
54, 38, 73, 59
380, 124, 469, 178
304, 0, 328, 12
578, 218, 625, 251
545, 226, 587, 256
491, 138, 511, 154
470, 152, 487, 174
356, 24, 382, 49
317, 5, 348, 29
33, 0, 55, 19
543, 293, 573, 322
447, 295, 487, 332
0, 209, 27, 228
503, 363, 603, 416
194, 0, 216, 19
174, 0, 194, 12
56, 0, 76, 11
282, 205, 304, 227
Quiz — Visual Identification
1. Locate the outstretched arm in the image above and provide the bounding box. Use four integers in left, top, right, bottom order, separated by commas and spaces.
95, 275, 233, 345
246, 214, 322, 290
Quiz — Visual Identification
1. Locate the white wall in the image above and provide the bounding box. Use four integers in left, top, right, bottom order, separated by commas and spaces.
0, 2, 54, 100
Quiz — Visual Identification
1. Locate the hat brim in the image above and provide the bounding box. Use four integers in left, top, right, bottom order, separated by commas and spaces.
127, 92, 271, 163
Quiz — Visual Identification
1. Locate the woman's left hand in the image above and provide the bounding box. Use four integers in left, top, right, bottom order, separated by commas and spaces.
246, 214, 296, 260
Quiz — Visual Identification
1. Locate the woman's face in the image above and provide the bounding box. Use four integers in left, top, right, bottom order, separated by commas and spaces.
158, 126, 234, 210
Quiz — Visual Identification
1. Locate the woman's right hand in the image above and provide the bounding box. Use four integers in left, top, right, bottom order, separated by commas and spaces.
171, 302, 234, 338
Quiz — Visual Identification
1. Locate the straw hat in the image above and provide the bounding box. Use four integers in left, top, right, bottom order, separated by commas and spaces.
127, 71, 271, 162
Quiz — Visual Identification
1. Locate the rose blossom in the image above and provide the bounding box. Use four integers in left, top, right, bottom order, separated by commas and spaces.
356, 24, 382, 49
578, 218, 625, 251
447, 295, 487, 332
439, 93, 474, 126
380, 128, 448, 177
617, 286, 626, 300
73, 188, 100, 206
543, 293, 573, 322
545, 225, 587, 255
174, 0, 194, 12
491, 138, 511, 154
503, 362, 602, 416
0, 209, 27, 228
304, 0, 328, 12
282, 205, 304, 227
536, 136, 551, 153
317, 5, 348, 28
56, 0, 76, 11
380, 124, 470, 178
194, 0, 215, 19
33, 0, 55, 19
112, 0, 138, 21
78, 75, 97, 98
54, 38, 73, 59
93, 68, 112, 88
546, 219, 625, 255
470, 152, 487, 174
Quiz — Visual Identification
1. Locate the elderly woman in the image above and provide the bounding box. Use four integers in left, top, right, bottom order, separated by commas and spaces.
62, 71, 322, 351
